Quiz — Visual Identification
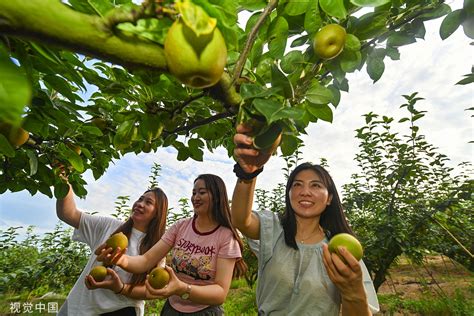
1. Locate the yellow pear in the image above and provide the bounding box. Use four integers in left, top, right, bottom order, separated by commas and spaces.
105, 232, 128, 251
328, 233, 363, 263
148, 267, 170, 289
313, 24, 347, 60
89, 265, 108, 282
164, 19, 227, 89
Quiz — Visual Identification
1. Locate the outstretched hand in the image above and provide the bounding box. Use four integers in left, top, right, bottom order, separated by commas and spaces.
95, 243, 128, 268
85, 268, 123, 294
144, 266, 184, 300
233, 123, 280, 173
322, 244, 366, 302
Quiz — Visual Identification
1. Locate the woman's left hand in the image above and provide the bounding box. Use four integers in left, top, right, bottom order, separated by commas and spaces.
144, 266, 186, 300
322, 244, 366, 301
85, 268, 124, 294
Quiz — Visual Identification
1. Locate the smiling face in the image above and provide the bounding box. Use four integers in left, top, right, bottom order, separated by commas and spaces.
131, 191, 157, 230
289, 169, 332, 219
191, 179, 212, 216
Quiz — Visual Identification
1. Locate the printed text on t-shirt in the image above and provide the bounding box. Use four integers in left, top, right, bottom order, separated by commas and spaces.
176, 238, 216, 256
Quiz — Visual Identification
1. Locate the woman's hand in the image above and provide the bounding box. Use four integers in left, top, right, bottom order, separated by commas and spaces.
233, 123, 279, 173
144, 266, 185, 300
95, 243, 128, 268
85, 268, 123, 294
322, 244, 367, 302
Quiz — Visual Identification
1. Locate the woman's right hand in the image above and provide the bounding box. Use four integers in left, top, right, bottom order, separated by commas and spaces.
233, 123, 280, 173
95, 243, 128, 268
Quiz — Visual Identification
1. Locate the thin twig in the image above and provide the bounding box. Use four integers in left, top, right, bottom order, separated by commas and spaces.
232, 0, 279, 83
164, 111, 234, 135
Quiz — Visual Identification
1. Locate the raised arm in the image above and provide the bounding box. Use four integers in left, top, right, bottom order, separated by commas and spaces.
56, 183, 82, 229
231, 124, 279, 240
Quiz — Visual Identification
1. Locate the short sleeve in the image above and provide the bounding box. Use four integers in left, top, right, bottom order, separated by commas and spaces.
246, 210, 282, 267
161, 219, 184, 247
217, 229, 241, 259
72, 213, 122, 250
361, 260, 380, 313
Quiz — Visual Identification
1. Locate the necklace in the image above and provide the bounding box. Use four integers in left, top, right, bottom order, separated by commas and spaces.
298, 226, 323, 244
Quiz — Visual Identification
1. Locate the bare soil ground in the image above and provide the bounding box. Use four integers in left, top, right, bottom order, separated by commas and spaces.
378, 255, 472, 298
377, 255, 473, 315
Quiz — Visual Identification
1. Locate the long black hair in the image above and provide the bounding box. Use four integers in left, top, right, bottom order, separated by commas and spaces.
280, 163, 354, 249
195, 174, 247, 278
111, 187, 168, 290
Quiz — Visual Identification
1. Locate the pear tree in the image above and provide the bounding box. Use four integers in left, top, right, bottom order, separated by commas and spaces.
0, 0, 472, 198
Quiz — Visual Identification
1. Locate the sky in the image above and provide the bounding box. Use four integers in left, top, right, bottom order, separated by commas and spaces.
0, 0, 472, 238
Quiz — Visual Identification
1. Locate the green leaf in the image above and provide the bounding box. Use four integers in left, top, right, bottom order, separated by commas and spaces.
340, 50, 362, 73
63, 145, 84, 172
440, 10, 464, 40
462, 13, 474, 39
456, 73, 474, 85
417, 4, 452, 22
352, 11, 388, 40
253, 98, 284, 122
281, 51, 305, 74
319, 0, 347, 19
114, 120, 137, 149
177, 0, 217, 36
271, 65, 293, 99
0, 46, 31, 125
387, 32, 416, 47
367, 56, 385, 82
344, 34, 361, 51
304, 0, 322, 34
54, 182, 70, 199
284, 0, 310, 16
238, 0, 267, 10
117, 18, 172, 45
271, 107, 306, 122
280, 134, 301, 156
43, 74, 77, 103
350, 0, 390, 7
305, 81, 333, 104
306, 103, 333, 122
0, 134, 15, 157
267, 17, 289, 59
253, 123, 282, 150
81, 126, 103, 136
26, 149, 38, 176
240, 84, 278, 100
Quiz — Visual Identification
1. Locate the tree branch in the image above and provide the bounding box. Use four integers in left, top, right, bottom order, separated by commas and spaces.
232, 0, 279, 83
164, 111, 234, 136
0, 0, 167, 71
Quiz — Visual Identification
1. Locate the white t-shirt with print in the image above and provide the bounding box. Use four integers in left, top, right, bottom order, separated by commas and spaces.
58, 213, 145, 316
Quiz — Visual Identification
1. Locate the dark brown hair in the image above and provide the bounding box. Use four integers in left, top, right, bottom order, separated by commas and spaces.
195, 174, 247, 278
280, 163, 354, 250
111, 187, 168, 290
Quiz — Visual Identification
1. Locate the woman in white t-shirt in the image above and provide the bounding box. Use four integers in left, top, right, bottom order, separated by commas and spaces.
56, 184, 168, 316
96, 174, 247, 315
230, 123, 380, 316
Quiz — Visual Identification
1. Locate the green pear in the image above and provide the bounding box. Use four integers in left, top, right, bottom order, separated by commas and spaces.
164, 19, 227, 89
148, 267, 170, 289
89, 265, 108, 282
328, 233, 363, 263
313, 24, 347, 60
105, 232, 128, 251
